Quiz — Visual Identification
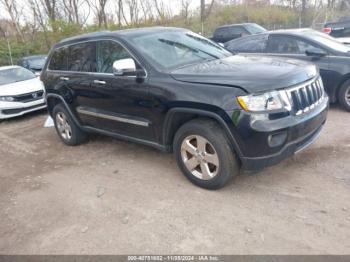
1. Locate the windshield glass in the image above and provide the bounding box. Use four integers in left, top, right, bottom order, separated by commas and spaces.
28, 57, 46, 69
309, 31, 350, 53
245, 24, 267, 34
130, 30, 232, 70
0, 67, 36, 86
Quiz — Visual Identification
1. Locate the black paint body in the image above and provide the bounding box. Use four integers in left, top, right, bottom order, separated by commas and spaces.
41, 27, 328, 170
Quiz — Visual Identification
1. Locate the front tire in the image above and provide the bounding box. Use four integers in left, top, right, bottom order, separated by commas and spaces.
173, 119, 240, 190
338, 80, 350, 112
52, 104, 88, 146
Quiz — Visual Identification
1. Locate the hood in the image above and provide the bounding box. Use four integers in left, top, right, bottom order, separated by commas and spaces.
171, 55, 318, 93
0, 77, 44, 96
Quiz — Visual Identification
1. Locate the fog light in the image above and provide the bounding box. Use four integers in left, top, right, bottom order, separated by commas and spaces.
268, 131, 287, 147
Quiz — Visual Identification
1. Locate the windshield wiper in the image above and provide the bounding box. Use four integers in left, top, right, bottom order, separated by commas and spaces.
158, 38, 219, 59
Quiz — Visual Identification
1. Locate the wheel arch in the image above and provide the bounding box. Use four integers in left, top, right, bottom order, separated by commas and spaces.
335, 74, 350, 102
45, 94, 82, 127
162, 107, 243, 158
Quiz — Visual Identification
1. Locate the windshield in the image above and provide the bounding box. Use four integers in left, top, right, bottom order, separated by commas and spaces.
309, 31, 350, 53
130, 30, 232, 70
0, 67, 36, 86
28, 57, 46, 69
245, 24, 267, 34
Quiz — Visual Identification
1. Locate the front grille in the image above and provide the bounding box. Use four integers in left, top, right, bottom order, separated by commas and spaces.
13, 91, 44, 103
287, 77, 325, 115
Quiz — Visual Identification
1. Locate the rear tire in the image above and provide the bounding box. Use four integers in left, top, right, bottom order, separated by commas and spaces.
338, 80, 350, 112
173, 118, 239, 190
52, 104, 88, 146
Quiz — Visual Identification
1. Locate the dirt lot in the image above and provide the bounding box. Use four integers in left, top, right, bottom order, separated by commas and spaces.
0, 106, 350, 255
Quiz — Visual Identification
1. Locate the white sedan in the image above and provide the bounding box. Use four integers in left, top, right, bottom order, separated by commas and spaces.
337, 37, 350, 46
0, 66, 46, 119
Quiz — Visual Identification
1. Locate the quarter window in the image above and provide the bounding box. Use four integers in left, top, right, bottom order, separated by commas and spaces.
97, 41, 131, 73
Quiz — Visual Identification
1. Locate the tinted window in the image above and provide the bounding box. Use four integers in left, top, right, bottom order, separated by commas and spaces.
267, 35, 323, 54
28, 57, 46, 69
97, 41, 131, 73
225, 34, 268, 53
0, 67, 35, 85
229, 26, 246, 35
68, 42, 96, 72
49, 47, 68, 71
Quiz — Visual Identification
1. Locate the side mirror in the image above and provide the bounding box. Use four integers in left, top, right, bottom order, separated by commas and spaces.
305, 48, 327, 58
113, 58, 137, 76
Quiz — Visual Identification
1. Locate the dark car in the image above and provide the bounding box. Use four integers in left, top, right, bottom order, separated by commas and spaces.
225, 29, 350, 111
41, 27, 328, 189
18, 55, 47, 76
211, 23, 267, 44
323, 17, 350, 38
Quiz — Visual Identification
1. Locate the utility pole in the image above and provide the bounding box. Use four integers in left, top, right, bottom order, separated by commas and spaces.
200, 0, 205, 34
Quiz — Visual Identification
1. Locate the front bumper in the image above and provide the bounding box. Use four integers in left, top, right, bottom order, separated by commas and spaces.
0, 98, 46, 119
230, 95, 329, 170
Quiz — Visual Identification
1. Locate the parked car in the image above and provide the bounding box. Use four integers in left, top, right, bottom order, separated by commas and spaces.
323, 17, 350, 39
211, 23, 267, 44
18, 55, 47, 76
225, 29, 350, 111
41, 27, 328, 189
0, 66, 46, 119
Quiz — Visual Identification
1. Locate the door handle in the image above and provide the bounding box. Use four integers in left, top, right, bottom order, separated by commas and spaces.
93, 80, 106, 85
60, 77, 69, 81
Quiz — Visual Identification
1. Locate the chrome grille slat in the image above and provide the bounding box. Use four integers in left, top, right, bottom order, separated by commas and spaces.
287, 77, 324, 115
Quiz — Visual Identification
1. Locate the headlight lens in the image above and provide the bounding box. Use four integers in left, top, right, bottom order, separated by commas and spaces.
0, 96, 15, 102
237, 90, 291, 113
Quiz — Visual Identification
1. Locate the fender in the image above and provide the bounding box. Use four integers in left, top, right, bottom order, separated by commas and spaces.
162, 107, 243, 158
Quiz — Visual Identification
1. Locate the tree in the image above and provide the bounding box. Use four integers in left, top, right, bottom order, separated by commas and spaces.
0, 0, 24, 41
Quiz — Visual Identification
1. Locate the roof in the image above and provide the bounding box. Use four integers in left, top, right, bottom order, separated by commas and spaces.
0, 65, 21, 71
269, 28, 315, 36
58, 27, 186, 45
216, 23, 258, 29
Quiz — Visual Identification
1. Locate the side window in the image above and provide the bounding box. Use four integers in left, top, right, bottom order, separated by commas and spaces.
97, 40, 131, 73
49, 47, 68, 71
267, 35, 323, 54
230, 26, 246, 35
267, 36, 300, 54
68, 42, 96, 72
226, 34, 268, 53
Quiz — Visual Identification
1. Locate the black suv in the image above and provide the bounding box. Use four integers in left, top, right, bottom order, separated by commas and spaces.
211, 23, 267, 43
41, 27, 328, 189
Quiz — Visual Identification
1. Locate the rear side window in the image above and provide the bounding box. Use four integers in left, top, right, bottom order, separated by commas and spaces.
68, 42, 97, 72
97, 40, 131, 73
266, 35, 323, 54
49, 47, 68, 71
225, 34, 268, 53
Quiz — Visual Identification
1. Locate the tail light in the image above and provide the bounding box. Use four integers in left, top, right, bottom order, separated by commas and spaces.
323, 27, 332, 34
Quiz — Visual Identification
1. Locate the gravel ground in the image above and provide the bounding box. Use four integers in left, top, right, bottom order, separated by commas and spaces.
0, 106, 349, 255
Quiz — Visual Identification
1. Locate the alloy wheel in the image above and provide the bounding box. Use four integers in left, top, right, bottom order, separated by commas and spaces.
180, 135, 219, 180
56, 112, 72, 141
345, 85, 350, 106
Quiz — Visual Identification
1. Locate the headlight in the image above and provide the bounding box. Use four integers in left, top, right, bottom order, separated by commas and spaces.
0, 96, 15, 102
237, 90, 291, 113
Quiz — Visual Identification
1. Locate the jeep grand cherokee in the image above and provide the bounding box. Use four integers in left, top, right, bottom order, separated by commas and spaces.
41, 27, 328, 189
